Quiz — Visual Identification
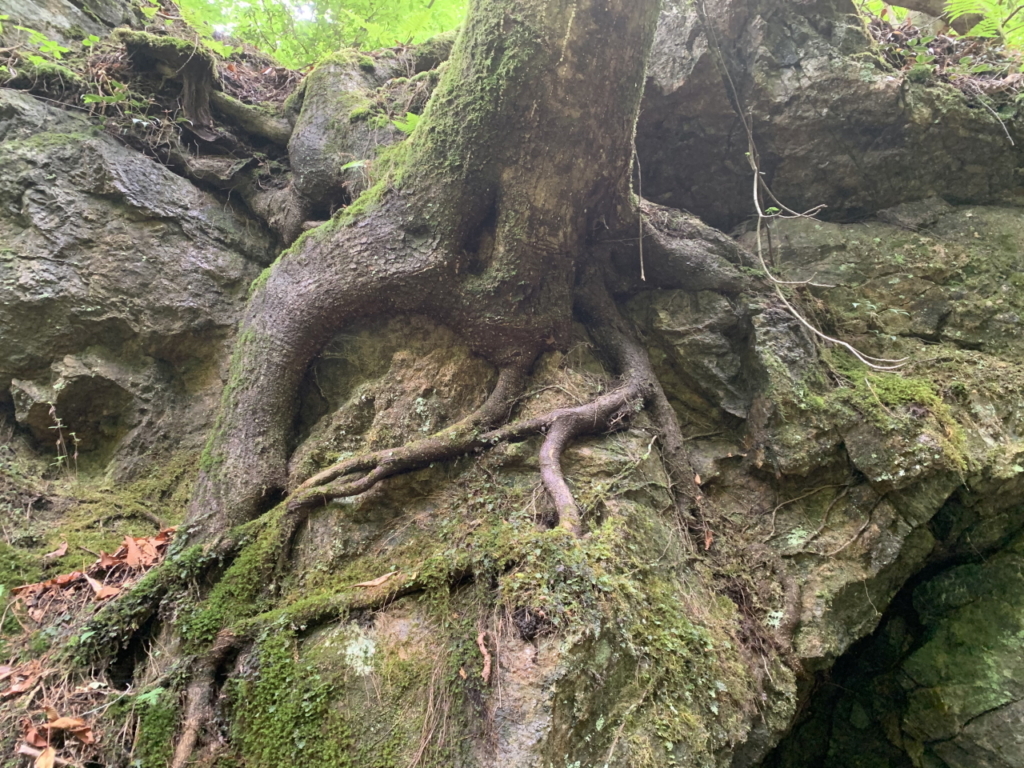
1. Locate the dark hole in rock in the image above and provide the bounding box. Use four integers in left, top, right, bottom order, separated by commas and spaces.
108, 612, 158, 691
56, 382, 136, 471
761, 522, 1024, 768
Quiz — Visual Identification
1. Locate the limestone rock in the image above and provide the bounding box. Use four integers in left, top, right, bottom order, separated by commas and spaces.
639, 0, 1024, 231
0, 89, 273, 475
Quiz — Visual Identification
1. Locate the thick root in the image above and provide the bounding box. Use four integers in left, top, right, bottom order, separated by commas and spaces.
290, 263, 705, 537
170, 630, 241, 768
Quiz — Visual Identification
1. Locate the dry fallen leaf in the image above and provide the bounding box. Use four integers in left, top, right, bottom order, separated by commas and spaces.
42, 542, 68, 561
70, 724, 95, 745
353, 571, 398, 588
3, 672, 40, 699
123, 536, 144, 568
84, 575, 120, 601
22, 723, 47, 748
704, 529, 714, 551
137, 537, 160, 566
694, 474, 702, 485
96, 552, 121, 568
34, 746, 56, 768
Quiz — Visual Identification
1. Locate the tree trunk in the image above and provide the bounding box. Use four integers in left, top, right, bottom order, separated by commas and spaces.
187, 0, 664, 544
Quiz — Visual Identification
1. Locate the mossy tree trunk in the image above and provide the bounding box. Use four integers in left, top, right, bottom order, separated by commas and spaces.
188, 0, 671, 543
150, 0, 753, 762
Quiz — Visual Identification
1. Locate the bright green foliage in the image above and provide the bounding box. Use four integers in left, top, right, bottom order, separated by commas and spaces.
175, 0, 468, 68
945, 0, 1024, 40
858, 0, 1024, 46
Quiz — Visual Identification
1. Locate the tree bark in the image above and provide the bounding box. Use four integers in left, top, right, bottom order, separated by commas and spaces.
185, 0, 663, 544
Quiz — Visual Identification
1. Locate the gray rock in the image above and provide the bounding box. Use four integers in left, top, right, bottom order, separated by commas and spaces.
0, 0, 137, 43
638, 0, 1024, 231
0, 89, 273, 474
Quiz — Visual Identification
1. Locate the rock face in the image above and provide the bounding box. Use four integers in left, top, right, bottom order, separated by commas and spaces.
754, 204, 1024, 768
3, 3, 1024, 765
0, 0, 138, 42
0, 89, 273, 475
638, 0, 1024, 231
217, 197, 1024, 767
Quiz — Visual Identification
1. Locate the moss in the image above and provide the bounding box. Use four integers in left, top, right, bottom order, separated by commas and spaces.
825, 356, 969, 473
347, 103, 374, 123
215, 439, 755, 764
112, 29, 219, 72
177, 506, 292, 648
358, 55, 376, 72
54, 453, 196, 565
7, 56, 85, 92
0, 540, 42, 593
1, 131, 99, 153
282, 77, 307, 120
413, 30, 457, 71
0, 542, 42, 653
134, 688, 179, 768
293, 139, 412, 236
314, 48, 362, 69
230, 626, 356, 767
247, 258, 279, 298
71, 544, 210, 664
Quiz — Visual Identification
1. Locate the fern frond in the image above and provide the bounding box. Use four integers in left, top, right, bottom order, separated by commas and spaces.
944, 0, 993, 21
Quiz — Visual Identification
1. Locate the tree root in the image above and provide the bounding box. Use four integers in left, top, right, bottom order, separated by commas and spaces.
170, 630, 240, 768
289, 360, 532, 510
288, 263, 705, 538
168, 268, 710, 754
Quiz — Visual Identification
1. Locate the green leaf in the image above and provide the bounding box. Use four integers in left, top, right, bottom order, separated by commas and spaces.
392, 111, 421, 134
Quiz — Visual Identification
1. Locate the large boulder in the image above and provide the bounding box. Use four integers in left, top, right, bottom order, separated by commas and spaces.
0, 89, 273, 475
0, 0, 138, 43
639, 0, 1024, 230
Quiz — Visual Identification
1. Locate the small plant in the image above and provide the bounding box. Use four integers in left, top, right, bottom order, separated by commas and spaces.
15, 26, 70, 59
47, 404, 79, 482
82, 80, 155, 126
392, 111, 421, 134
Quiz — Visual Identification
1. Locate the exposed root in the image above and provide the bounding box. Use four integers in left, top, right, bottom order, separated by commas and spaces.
476, 631, 493, 685
170, 630, 241, 768
289, 361, 533, 510
289, 262, 704, 539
